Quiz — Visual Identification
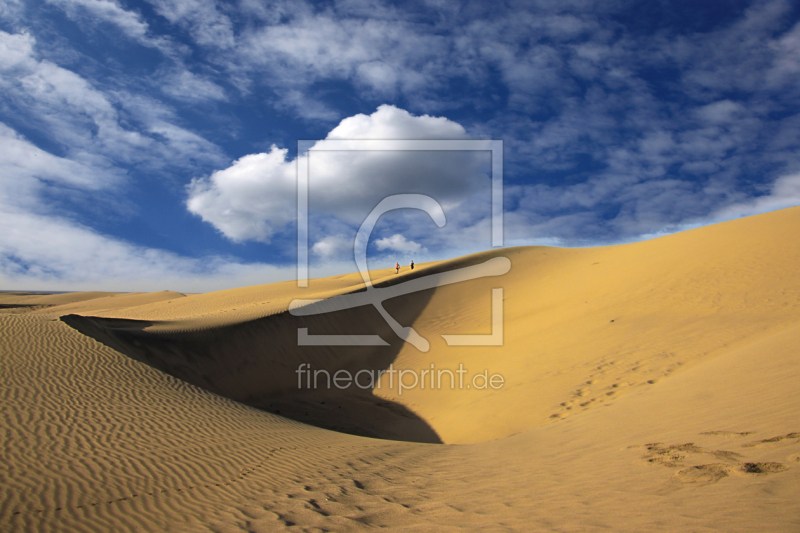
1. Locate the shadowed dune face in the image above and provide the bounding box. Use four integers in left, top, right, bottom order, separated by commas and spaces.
61, 286, 443, 443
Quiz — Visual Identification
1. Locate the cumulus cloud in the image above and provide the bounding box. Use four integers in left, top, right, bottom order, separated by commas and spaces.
186, 147, 297, 243
375, 234, 423, 253
186, 105, 490, 245
311, 235, 352, 258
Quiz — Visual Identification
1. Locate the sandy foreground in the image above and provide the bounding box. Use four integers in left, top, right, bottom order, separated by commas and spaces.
2, 207, 799, 532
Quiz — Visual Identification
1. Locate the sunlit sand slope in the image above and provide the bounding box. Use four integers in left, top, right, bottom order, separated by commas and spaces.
2, 206, 799, 532
376, 206, 800, 442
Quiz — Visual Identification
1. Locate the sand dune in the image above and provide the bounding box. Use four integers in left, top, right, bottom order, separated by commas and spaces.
2, 207, 800, 532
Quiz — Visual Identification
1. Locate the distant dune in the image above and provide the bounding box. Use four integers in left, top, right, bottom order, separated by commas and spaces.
2, 206, 799, 532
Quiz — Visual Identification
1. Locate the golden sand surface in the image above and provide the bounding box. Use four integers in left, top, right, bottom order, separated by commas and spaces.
2, 207, 799, 532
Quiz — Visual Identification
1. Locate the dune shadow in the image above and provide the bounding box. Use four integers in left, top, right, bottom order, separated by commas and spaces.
61, 282, 442, 444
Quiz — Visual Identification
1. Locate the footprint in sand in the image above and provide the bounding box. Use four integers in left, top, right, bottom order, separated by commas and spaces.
671, 462, 789, 487
635, 434, 792, 487
742, 432, 800, 448
638, 443, 741, 468
675, 464, 730, 485
738, 462, 788, 474
700, 431, 754, 438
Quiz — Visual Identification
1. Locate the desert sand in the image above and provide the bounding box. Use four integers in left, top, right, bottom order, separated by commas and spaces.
2, 206, 799, 532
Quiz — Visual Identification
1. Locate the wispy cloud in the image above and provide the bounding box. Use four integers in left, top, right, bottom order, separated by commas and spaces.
0, 30, 224, 172
0, 29, 241, 291
0, 122, 116, 202
713, 173, 800, 220
143, 0, 234, 49
0, 206, 292, 293
0, 0, 25, 24
44, 0, 181, 55
0, 121, 274, 292
158, 68, 227, 102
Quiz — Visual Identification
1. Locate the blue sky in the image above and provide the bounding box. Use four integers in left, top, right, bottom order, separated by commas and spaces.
1, 0, 799, 292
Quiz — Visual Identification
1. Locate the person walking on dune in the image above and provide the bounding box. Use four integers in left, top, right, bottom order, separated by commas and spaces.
410, 260, 415, 270
395, 262, 400, 274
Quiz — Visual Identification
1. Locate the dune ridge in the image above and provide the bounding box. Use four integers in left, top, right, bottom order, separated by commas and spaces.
2, 206, 800, 532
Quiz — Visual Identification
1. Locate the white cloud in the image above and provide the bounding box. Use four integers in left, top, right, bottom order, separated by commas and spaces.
670, 0, 799, 96
5, 0, 800, 291
769, 20, 800, 86
0, 30, 224, 172
502, 168, 800, 247
0, 122, 285, 292
0, 0, 24, 23
0, 28, 34, 67
0, 31, 233, 292
186, 146, 297, 243
713, 173, 800, 220
240, 15, 378, 81
326, 104, 467, 140
0, 123, 126, 231
159, 68, 227, 102
235, 12, 450, 112
237, 0, 310, 24
0, 122, 117, 201
186, 105, 489, 244
375, 234, 423, 253
229, 4, 611, 115
112, 91, 225, 168
143, 0, 234, 49
275, 89, 340, 121
0, 207, 293, 292
311, 235, 352, 258
0, 32, 147, 165
695, 100, 747, 124
47, 0, 147, 42
356, 61, 399, 95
